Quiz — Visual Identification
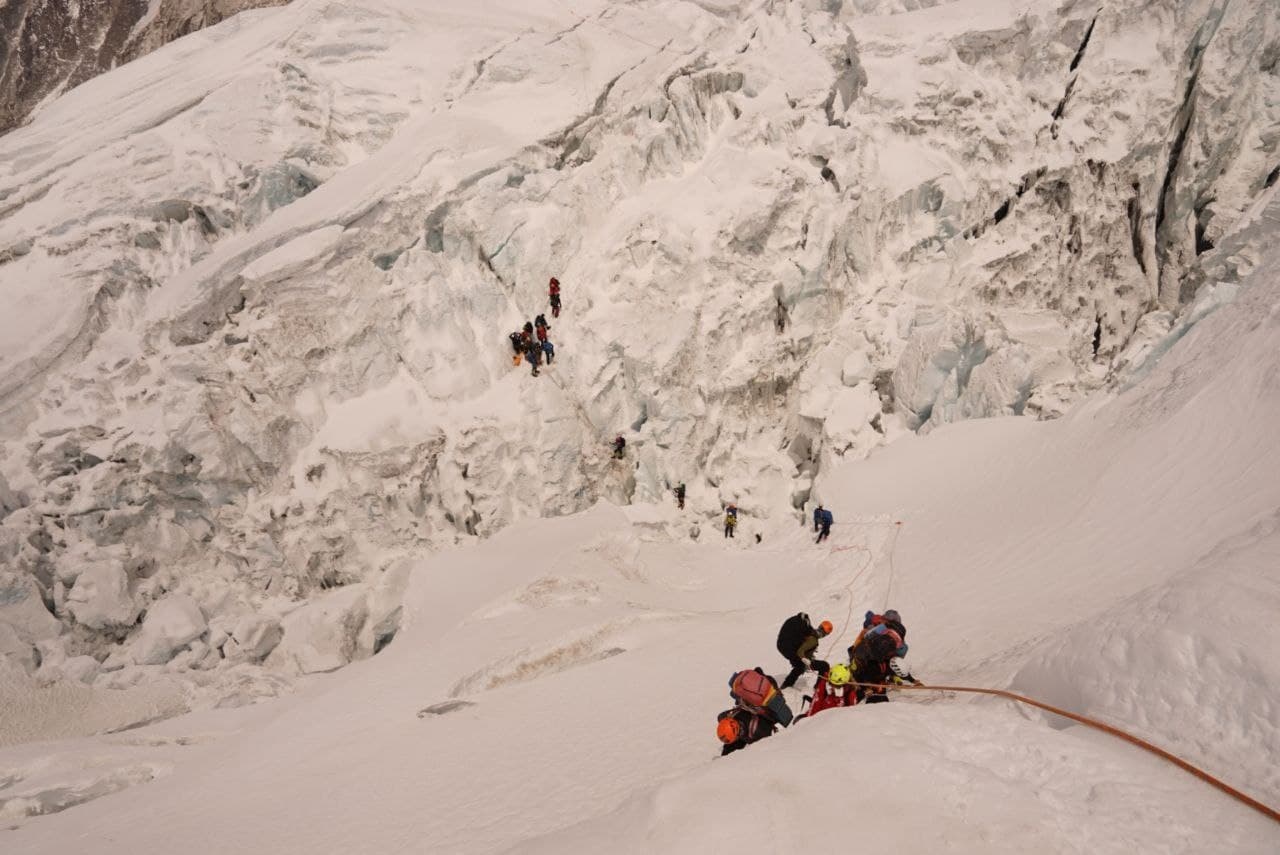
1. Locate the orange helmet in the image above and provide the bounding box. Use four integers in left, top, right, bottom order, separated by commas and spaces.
819, 620, 833, 635
716, 717, 742, 744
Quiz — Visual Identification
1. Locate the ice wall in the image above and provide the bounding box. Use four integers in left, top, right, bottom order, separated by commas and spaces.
0, 0, 1277, 703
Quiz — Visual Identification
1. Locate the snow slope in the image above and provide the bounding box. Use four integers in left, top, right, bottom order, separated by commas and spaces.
4, 189, 1279, 853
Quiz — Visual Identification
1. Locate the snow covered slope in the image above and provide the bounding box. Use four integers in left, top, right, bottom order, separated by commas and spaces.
3, 190, 1280, 853
1, 0, 1279, 747
0, 0, 289, 135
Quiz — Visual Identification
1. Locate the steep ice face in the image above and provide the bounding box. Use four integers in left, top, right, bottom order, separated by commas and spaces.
0, 0, 1277, 702
0, 0, 290, 135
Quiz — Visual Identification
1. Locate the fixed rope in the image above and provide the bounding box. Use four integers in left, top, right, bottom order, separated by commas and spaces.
881, 520, 903, 611
850, 681, 1280, 825
820, 519, 903, 660
820, 546, 873, 660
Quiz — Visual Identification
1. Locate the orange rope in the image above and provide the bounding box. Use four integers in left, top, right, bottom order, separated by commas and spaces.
852, 681, 1280, 825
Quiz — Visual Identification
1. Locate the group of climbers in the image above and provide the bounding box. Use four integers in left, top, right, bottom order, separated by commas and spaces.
505, 278, 564, 377
508, 313, 556, 377
715, 609, 918, 755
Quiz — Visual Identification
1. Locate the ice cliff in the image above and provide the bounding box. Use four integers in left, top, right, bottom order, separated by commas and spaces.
0, 0, 1276, 707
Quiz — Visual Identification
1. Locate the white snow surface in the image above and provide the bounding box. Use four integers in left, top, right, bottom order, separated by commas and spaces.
3, 193, 1280, 852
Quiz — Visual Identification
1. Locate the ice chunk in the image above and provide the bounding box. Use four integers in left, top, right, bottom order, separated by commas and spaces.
823, 384, 881, 447
267, 586, 369, 675
0, 571, 61, 641
224, 614, 284, 664
61, 655, 100, 684
0, 621, 38, 674
357, 562, 411, 658
841, 351, 873, 386
131, 595, 207, 665
66, 559, 139, 630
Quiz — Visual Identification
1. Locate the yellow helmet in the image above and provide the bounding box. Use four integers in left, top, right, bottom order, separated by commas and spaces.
827, 663, 852, 686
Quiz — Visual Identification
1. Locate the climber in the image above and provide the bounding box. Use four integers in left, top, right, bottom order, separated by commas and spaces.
804, 662, 856, 718
857, 609, 906, 644
716, 707, 777, 756
848, 619, 907, 704
612, 435, 626, 459
527, 338, 543, 377
813, 504, 824, 533
549, 277, 562, 318
719, 666, 794, 756
509, 331, 524, 366
674, 482, 686, 510
524, 320, 535, 337
723, 508, 737, 539
776, 612, 832, 690
848, 610, 906, 657
541, 338, 555, 364
535, 320, 548, 345
815, 506, 833, 544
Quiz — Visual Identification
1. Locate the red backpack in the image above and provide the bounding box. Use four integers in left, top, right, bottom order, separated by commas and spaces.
731, 669, 778, 711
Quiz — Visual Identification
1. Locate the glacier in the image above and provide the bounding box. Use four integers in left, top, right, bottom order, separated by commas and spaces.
0, 0, 1278, 848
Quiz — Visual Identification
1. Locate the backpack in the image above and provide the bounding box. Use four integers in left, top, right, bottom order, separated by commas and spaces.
730, 669, 778, 711
853, 625, 903, 665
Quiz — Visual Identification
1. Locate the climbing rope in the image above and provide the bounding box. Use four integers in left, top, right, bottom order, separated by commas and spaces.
820, 546, 873, 660
820, 519, 902, 660
808, 520, 1277, 823
850, 681, 1280, 825
881, 520, 903, 611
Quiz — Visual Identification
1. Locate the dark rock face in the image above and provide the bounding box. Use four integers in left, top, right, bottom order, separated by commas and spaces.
0, 0, 288, 135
